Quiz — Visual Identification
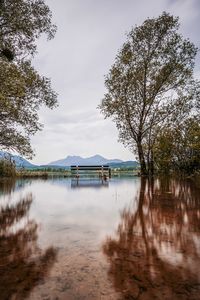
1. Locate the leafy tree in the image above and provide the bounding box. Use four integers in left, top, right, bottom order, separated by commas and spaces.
99, 12, 199, 175
0, 0, 58, 158
0, 0, 56, 59
0, 59, 57, 157
154, 117, 200, 174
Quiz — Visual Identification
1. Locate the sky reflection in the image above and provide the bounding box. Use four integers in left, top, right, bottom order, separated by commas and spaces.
0, 177, 199, 299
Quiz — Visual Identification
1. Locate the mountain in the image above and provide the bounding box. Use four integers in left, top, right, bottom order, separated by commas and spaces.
109, 161, 139, 168
0, 151, 35, 168
48, 154, 123, 166
0, 151, 138, 169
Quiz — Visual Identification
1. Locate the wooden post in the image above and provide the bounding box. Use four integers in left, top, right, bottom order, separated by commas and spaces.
76, 166, 79, 179
101, 166, 104, 178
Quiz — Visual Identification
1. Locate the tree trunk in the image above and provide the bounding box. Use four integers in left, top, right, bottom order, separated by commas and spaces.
137, 142, 148, 176
148, 150, 154, 176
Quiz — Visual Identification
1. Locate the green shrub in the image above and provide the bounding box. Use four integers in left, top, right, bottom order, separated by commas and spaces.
0, 159, 16, 177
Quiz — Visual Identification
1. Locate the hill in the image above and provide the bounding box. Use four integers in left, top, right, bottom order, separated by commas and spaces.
0, 151, 35, 168
108, 161, 139, 168
0, 151, 138, 170
48, 154, 123, 166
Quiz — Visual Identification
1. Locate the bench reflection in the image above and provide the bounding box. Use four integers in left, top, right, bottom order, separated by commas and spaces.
71, 178, 109, 188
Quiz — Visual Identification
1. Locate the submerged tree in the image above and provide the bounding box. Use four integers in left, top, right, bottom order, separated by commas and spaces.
99, 12, 199, 175
0, 0, 58, 158
154, 116, 200, 174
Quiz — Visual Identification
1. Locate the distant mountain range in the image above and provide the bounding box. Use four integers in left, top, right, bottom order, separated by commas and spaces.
0, 151, 35, 168
0, 151, 138, 169
48, 154, 123, 166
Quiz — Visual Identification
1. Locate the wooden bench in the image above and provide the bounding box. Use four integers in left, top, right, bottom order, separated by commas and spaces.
70, 165, 111, 179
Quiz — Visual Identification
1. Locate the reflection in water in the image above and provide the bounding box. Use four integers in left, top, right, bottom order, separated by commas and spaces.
0, 193, 57, 300
103, 178, 200, 300
0, 178, 32, 196
71, 178, 109, 188
0, 179, 19, 196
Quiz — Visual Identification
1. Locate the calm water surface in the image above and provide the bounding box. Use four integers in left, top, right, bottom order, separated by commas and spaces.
0, 177, 200, 300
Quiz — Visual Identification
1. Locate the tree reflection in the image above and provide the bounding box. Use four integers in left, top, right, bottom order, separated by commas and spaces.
0, 193, 57, 300
0, 178, 32, 196
103, 178, 200, 299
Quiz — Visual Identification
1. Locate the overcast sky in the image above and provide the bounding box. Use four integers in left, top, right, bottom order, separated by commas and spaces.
31, 0, 200, 164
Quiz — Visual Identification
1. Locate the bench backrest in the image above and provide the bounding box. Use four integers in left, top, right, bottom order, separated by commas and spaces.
71, 165, 109, 171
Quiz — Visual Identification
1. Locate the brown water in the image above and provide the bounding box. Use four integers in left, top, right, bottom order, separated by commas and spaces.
0, 177, 200, 300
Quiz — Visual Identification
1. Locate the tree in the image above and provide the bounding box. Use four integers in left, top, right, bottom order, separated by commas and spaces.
154, 116, 200, 174
0, 0, 58, 158
0, 59, 57, 158
99, 12, 199, 175
0, 0, 56, 59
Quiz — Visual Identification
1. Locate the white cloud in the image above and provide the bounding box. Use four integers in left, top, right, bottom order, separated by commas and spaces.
30, 0, 200, 164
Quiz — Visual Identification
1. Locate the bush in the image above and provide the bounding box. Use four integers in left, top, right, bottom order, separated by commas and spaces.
0, 159, 16, 177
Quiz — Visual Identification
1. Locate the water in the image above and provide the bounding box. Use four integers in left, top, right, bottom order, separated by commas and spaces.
0, 177, 200, 299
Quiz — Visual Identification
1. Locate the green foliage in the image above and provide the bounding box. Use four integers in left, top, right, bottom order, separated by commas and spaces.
0, 59, 57, 157
99, 12, 199, 175
0, 0, 58, 158
0, 0, 56, 58
0, 158, 16, 177
154, 117, 200, 174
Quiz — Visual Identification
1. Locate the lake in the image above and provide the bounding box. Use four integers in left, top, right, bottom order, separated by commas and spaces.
0, 177, 200, 300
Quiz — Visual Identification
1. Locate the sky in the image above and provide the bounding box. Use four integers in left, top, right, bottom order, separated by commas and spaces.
31, 0, 200, 165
